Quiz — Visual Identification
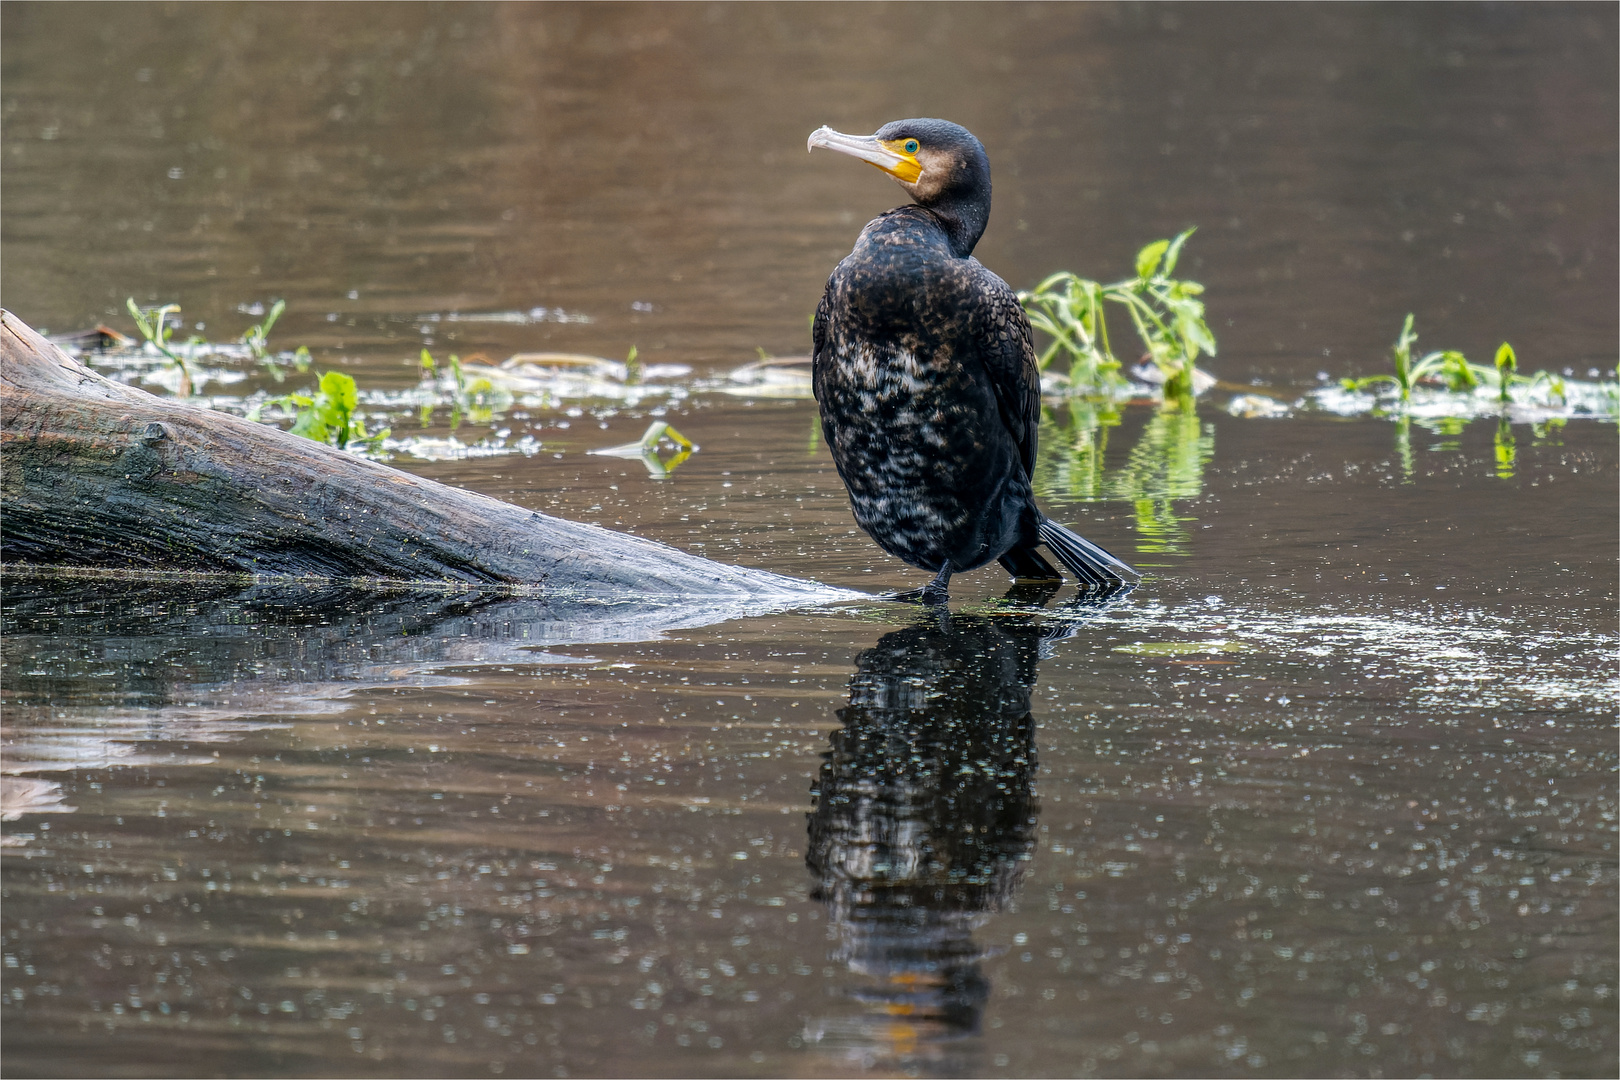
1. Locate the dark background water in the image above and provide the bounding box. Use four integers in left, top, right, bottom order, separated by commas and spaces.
4, 2, 1615, 383
2, 3, 1616, 1078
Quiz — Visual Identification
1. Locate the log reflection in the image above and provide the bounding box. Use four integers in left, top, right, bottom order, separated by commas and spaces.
805, 611, 1052, 1062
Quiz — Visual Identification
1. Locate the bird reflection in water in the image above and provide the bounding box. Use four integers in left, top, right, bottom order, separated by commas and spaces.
804, 606, 1063, 1066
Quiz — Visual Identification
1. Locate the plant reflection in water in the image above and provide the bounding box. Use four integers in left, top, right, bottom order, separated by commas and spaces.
803, 607, 1069, 1065
1036, 398, 1215, 559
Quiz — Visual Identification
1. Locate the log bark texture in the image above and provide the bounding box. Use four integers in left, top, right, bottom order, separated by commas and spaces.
0, 310, 845, 599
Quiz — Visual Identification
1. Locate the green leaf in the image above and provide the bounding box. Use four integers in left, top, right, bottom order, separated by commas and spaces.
1494, 342, 1516, 374
1494, 342, 1516, 404
319, 370, 359, 414
1493, 417, 1516, 478
1394, 314, 1417, 363
288, 407, 328, 442
125, 298, 151, 339
1135, 239, 1170, 280
1186, 315, 1218, 358
1162, 228, 1196, 276
1020, 229, 1212, 398
1439, 351, 1477, 391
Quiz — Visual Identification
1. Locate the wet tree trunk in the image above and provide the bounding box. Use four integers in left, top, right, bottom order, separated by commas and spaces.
0, 310, 842, 599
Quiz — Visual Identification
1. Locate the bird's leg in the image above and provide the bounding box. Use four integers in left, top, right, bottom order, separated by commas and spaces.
884, 564, 952, 605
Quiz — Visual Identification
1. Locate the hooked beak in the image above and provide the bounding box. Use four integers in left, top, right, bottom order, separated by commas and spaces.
807, 125, 923, 184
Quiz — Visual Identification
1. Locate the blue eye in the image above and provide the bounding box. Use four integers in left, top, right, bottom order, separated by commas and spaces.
903, 139, 919, 154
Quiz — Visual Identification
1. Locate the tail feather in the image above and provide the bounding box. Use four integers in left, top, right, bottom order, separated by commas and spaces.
1038, 516, 1139, 587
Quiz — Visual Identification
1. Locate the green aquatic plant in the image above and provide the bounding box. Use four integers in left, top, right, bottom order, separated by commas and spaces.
250, 370, 388, 452
125, 298, 194, 397
241, 299, 283, 362
1034, 397, 1124, 501
1034, 397, 1213, 559
417, 348, 440, 428
1394, 415, 1415, 484
1019, 228, 1217, 398
1341, 315, 1577, 408
451, 353, 510, 418
1112, 402, 1216, 555
1493, 342, 1515, 407
589, 420, 695, 478
1493, 416, 1516, 479
1332, 315, 1620, 480
1340, 314, 1474, 402
128, 297, 322, 393
239, 299, 311, 382
1422, 415, 1468, 453
418, 349, 514, 429
1531, 417, 1566, 444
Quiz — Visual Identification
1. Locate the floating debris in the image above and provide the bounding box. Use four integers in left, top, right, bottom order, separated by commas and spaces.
418, 307, 592, 326
1308, 377, 1618, 422
384, 433, 542, 462
1129, 360, 1218, 396
46, 324, 132, 351
502, 351, 690, 381
590, 421, 696, 478
467, 352, 696, 405
1226, 393, 1293, 418
135, 362, 246, 396
1114, 639, 1251, 656
0, 776, 74, 827
722, 355, 815, 398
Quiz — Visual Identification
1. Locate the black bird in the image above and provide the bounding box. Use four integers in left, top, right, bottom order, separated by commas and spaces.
808, 118, 1137, 602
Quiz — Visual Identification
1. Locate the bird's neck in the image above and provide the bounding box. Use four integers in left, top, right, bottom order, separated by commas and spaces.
920, 193, 989, 258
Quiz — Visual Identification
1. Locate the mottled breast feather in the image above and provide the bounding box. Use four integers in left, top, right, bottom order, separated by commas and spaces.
811, 206, 1043, 575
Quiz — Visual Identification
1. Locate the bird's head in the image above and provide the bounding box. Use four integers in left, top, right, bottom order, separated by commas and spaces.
808, 118, 989, 207
808, 118, 991, 255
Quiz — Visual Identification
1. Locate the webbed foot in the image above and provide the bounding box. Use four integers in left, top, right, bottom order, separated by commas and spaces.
882, 565, 952, 605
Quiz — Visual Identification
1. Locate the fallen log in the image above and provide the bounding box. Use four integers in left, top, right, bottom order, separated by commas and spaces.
0, 310, 848, 600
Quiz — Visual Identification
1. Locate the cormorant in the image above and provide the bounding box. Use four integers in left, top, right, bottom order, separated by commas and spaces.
807, 118, 1137, 602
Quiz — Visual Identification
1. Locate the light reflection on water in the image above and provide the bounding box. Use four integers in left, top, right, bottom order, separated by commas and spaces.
2, 557, 1614, 1076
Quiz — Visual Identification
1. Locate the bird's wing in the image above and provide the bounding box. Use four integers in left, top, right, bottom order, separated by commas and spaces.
810, 283, 833, 405
964, 264, 1042, 479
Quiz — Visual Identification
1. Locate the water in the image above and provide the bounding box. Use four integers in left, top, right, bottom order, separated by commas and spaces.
2, 4, 1615, 1077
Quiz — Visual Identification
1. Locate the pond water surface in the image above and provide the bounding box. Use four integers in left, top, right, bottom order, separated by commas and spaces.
2, 4, 1616, 1078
